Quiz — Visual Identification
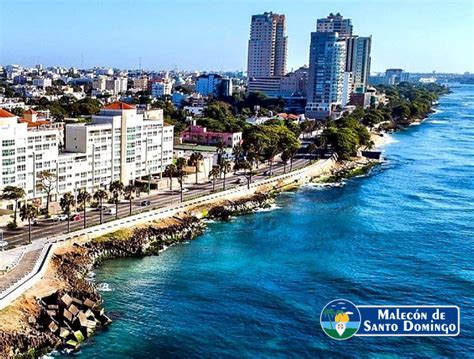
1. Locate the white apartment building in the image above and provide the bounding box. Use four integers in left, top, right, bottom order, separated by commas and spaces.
151, 80, 173, 97
0, 103, 174, 210
105, 77, 128, 95
32, 78, 52, 89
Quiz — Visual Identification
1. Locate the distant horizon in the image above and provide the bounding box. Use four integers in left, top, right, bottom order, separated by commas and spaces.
1, 0, 473, 73
1, 63, 471, 76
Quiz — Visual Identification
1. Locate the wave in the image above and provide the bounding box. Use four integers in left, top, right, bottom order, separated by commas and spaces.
428, 120, 449, 124
96, 282, 112, 292
255, 204, 282, 212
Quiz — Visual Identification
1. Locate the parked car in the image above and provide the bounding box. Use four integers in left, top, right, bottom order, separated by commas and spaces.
140, 200, 151, 207
71, 214, 82, 222
104, 207, 116, 215
54, 214, 68, 221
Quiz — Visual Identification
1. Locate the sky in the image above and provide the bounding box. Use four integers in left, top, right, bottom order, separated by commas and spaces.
0, 0, 473, 73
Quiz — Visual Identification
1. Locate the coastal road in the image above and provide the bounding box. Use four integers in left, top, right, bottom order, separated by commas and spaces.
3, 158, 310, 247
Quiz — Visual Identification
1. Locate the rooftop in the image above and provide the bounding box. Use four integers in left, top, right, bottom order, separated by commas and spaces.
0, 109, 15, 118
103, 101, 135, 110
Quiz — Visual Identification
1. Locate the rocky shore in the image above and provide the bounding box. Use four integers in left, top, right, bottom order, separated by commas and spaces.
0, 193, 273, 358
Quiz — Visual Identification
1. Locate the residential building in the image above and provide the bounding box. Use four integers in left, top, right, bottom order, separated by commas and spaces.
105, 77, 128, 95
66, 102, 174, 186
280, 66, 308, 96
181, 120, 242, 147
247, 77, 282, 97
247, 12, 287, 95
133, 76, 149, 91
247, 12, 287, 78
0, 103, 174, 210
385, 68, 410, 85
195, 74, 222, 96
316, 12, 353, 38
32, 78, 52, 89
346, 36, 372, 92
151, 80, 172, 97
305, 31, 347, 119
220, 78, 233, 97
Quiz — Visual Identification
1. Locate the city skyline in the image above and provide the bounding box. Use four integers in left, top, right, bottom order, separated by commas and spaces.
1, 0, 473, 73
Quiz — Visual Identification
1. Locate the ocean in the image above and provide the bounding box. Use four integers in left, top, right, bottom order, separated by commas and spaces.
58, 85, 474, 358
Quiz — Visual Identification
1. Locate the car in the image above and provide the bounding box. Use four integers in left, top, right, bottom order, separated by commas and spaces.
234, 178, 242, 184
54, 214, 68, 221
71, 214, 82, 221
140, 200, 151, 207
95, 205, 107, 211
263, 170, 273, 176
104, 207, 116, 215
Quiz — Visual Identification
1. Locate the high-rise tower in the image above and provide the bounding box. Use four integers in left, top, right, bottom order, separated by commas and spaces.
247, 12, 287, 96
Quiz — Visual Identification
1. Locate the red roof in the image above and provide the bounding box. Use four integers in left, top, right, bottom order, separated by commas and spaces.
18, 119, 51, 128
23, 108, 38, 115
104, 102, 135, 110
0, 108, 15, 118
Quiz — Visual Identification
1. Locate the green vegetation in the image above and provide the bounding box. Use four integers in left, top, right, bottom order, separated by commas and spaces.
28, 97, 102, 120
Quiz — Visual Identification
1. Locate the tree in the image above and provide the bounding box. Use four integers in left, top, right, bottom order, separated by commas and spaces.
281, 150, 290, 173
235, 160, 255, 189
176, 157, 187, 202
123, 184, 136, 216
36, 170, 57, 218
208, 167, 220, 192
60, 192, 75, 233
76, 189, 91, 229
232, 144, 243, 174
307, 143, 317, 164
1, 186, 25, 226
323, 308, 335, 330
220, 160, 232, 190
188, 152, 203, 184
215, 141, 226, 165
164, 164, 176, 191
109, 181, 124, 219
20, 204, 38, 244
93, 189, 108, 224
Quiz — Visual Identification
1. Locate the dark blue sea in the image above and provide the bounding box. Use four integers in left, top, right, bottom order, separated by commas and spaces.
60, 85, 474, 358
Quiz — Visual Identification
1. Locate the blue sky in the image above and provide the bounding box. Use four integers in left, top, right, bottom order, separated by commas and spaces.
1, 0, 473, 73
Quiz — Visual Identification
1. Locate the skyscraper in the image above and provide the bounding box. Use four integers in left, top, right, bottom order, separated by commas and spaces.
316, 12, 352, 39
247, 12, 287, 96
306, 13, 372, 118
305, 31, 347, 119
346, 36, 372, 93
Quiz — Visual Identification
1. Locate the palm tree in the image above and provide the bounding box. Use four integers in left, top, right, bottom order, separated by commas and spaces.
164, 164, 176, 191
215, 141, 225, 165
208, 167, 220, 192
175, 158, 187, 202
232, 144, 243, 173
60, 192, 75, 233
1, 186, 25, 226
20, 204, 38, 244
123, 184, 136, 216
235, 160, 254, 190
76, 189, 91, 229
307, 143, 317, 164
220, 160, 232, 190
93, 189, 108, 224
322, 308, 335, 330
188, 152, 203, 184
109, 180, 124, 219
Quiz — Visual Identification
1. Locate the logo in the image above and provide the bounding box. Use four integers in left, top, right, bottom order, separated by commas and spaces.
321, 301, 460, 339
320, 299, 361, 340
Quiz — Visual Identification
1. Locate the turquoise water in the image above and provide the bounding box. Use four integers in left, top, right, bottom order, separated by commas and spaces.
64, 85, 474, 358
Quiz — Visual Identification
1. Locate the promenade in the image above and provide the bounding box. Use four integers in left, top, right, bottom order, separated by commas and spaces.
0, 157, 336, 310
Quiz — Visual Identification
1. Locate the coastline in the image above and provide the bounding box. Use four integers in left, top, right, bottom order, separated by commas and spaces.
0, 123, 400, 357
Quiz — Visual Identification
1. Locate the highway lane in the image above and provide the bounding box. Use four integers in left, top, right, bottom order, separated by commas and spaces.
3, 158, 310, 246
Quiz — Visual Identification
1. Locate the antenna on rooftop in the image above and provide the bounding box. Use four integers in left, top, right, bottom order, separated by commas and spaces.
139, 57, 142, 73
80, 53, 84, 69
